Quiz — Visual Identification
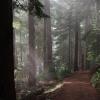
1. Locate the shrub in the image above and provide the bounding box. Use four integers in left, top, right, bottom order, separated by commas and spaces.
91, 68, 100, 88
37, 65, 72, 81
55, 65, 71, 80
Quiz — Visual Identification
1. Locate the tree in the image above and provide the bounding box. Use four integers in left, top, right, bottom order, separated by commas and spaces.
95, 0, 100, 28
27, 0, 37, 87
68, 10, 73, 71
43, 0, 53, 79
13, 0, 46, 87
0, 0, 16, 100
51, 0, 76, 72
73, 14, 80, 71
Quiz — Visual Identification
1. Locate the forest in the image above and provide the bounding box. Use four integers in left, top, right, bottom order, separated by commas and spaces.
0, 0, 100, 100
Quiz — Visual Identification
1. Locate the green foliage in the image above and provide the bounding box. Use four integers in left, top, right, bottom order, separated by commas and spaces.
37, 65, 71, 81
36, 66, 56, 81
34, 0, 49, 18
96, 55, 100, 64
13, 0, 49, 18
37, 71, 45, 81
91, 68, 100, 88
86, 29, 100, 67
55, 64, 71, 80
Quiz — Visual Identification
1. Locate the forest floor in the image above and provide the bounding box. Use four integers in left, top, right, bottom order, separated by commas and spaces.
45, 71, 100, 100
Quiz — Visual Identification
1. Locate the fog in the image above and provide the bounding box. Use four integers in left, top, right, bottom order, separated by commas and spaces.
13, 0, 100, 99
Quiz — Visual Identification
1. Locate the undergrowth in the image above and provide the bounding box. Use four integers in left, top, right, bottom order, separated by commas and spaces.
91, 68, 100, 89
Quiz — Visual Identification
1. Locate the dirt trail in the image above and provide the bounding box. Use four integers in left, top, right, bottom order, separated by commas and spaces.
47, 71, 99, 100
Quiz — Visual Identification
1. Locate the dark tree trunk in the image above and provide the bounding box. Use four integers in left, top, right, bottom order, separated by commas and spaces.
78, 29, 82, 71
68, 27, 71, 70
81, 53, 85, 70
44, 0, 52, 77
0, 0, 16, 100
74, 16, 79, 71
68, 12, 72, 71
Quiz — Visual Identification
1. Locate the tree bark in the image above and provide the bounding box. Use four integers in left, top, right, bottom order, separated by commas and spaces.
0, 0, 16, 99
69, 27, 71, 70
44, 0, 53, 79
28, 0, 36, 87
74, 16, 79, 71
95, 0, 100, 28
68, 12, 72, 71
78, 28, 82, 71
84, 15, 91, 70
20, 31, 23, 66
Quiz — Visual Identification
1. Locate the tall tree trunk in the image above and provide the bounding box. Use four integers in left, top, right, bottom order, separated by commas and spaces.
84, 14, 91, 70
95, 0, 100, 28
28, 0, 36, 87
74, 16, 79, 71
81, 53, 85, 70
20, 31, 23, 66
0, 0, 16, 99
78, 28, 82, 71
68, 27, 71, 70
44, 0, 53, 79
68, 12, 72, 71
